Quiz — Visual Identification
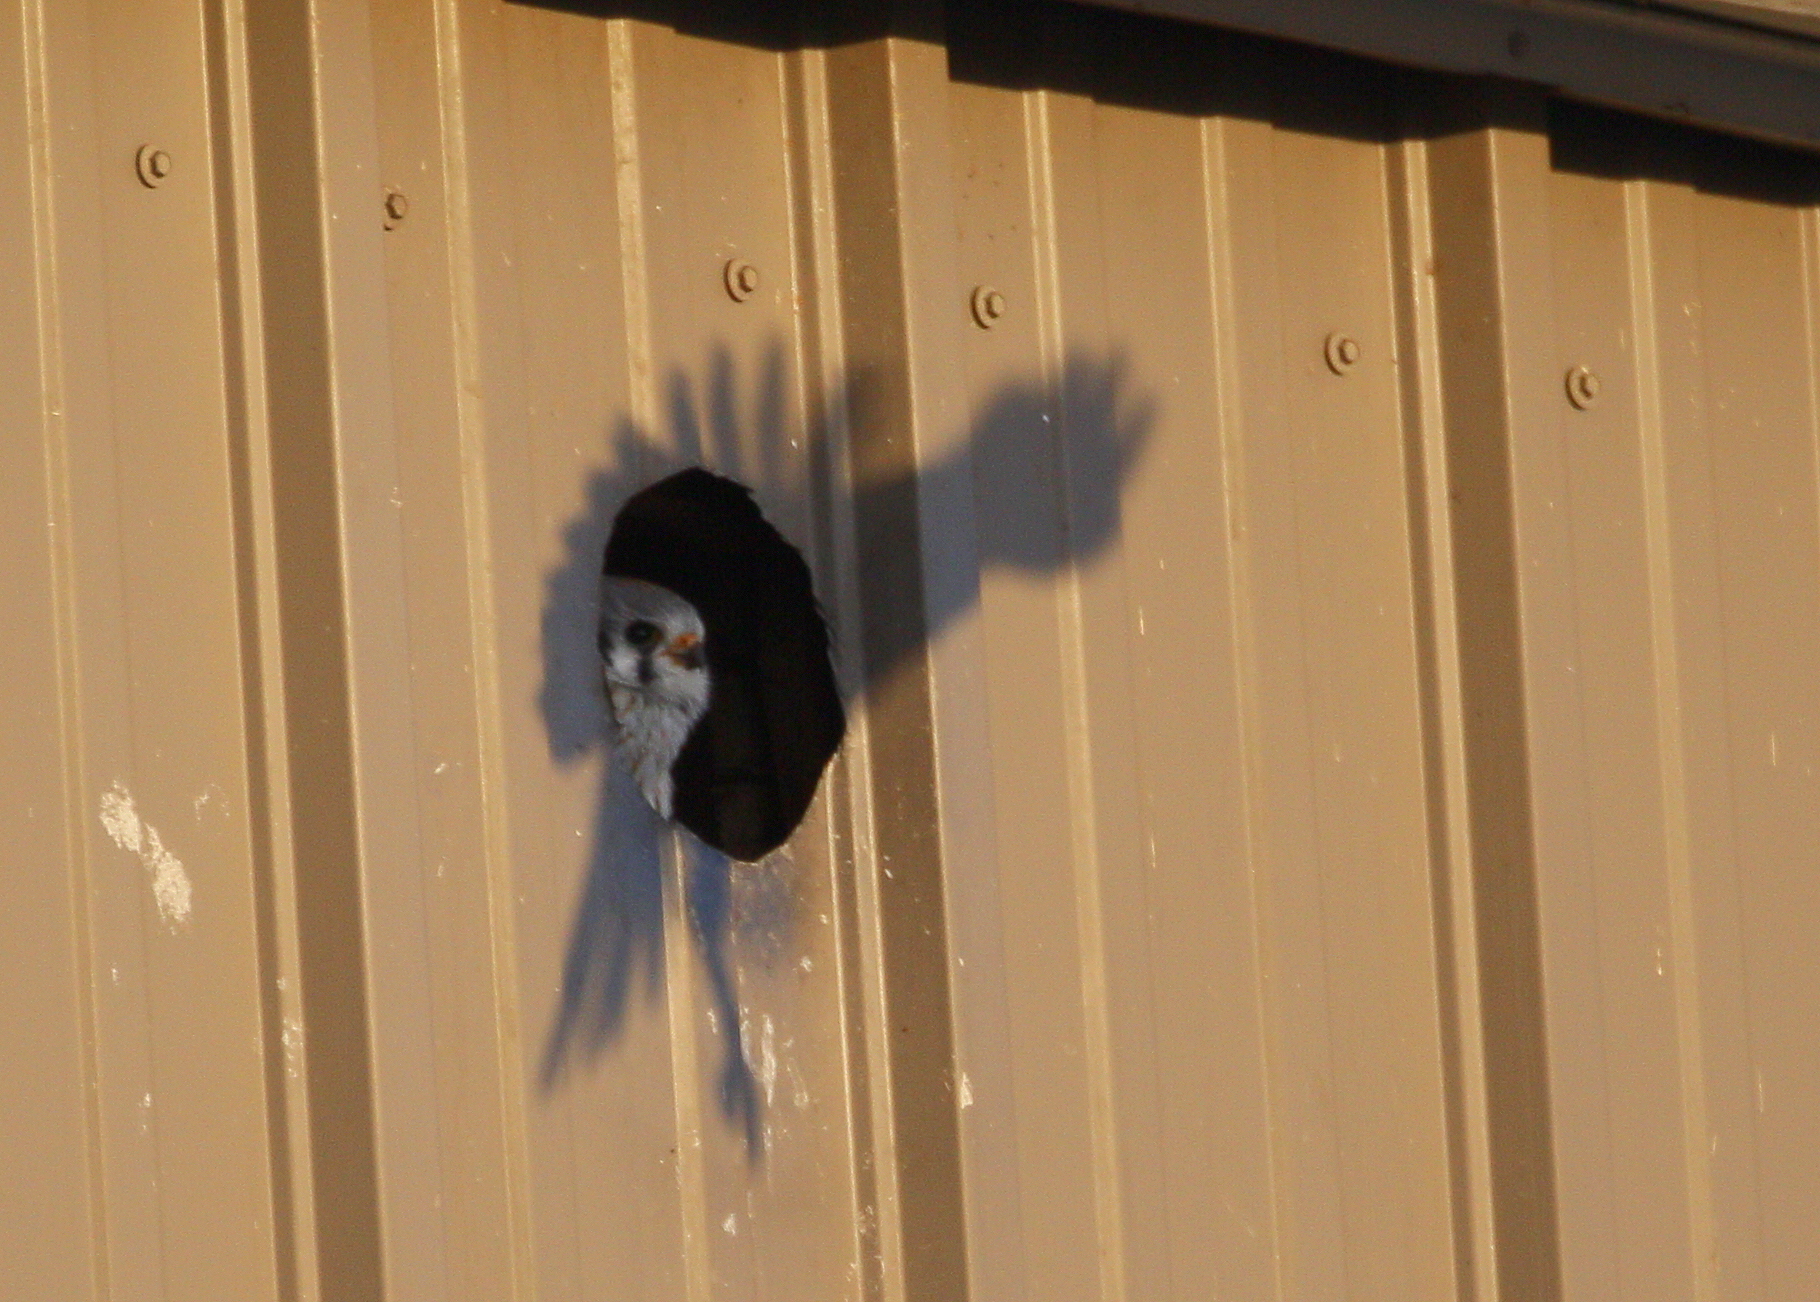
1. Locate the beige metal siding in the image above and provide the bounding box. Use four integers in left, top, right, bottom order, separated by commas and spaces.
7, 1, 1820, 1300
941, 16, 1458, 1300
360, 8, 877, 1300
1439, 99, 1820, 1301
0, 1, 286, 1298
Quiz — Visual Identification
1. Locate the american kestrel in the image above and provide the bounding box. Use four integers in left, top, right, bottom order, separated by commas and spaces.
597, 576, 710, 819
600, 467, 845, 862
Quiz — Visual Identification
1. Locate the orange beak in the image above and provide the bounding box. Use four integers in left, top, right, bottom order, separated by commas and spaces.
665, 632, 704, 671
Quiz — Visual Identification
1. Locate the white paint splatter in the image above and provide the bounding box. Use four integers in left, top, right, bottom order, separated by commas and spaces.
959, 1073, 974, 1109
282, 1018, 304, 1078
758, 1017, 777, 1107
98, 784, 141, 853
99, 782, 193, 928
740, 1013, 778, 1108
721, 1213, 738, 1236
191, 783, 227, 820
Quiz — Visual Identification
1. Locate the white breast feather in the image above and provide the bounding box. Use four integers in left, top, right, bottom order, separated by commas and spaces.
608, 682, 705, 818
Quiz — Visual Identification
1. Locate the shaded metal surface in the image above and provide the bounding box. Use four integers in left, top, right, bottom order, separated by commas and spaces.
1103, 0, 1820, 151
6, 1, 1820, 1300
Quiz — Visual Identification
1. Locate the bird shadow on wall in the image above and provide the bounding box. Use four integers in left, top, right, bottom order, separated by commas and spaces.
535, 341, 1153, 1156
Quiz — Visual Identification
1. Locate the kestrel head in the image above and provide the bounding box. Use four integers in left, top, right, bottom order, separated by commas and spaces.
598, 576, 709, 710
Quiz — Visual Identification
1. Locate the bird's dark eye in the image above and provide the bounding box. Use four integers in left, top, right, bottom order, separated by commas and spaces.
624, 620, 660, 650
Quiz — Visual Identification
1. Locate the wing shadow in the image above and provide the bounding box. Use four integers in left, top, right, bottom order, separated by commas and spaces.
537, 341, 1153, 1160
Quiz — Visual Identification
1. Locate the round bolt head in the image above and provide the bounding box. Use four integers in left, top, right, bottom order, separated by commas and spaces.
724, 258, 760, 302
971, 285, 1007, 329
136, 145, 172, 188
1324, 331, 1361, 374
384, 190, 410, 226
1566, 365, 1602, 409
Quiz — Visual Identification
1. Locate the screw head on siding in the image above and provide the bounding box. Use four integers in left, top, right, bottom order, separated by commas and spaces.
971, 285, 1007, 329
1565, 365, 1602, 409
135, 145, 172, 188
1324, 332, 1361, 375
383, 190, 410, 229
725, 259, 761, 302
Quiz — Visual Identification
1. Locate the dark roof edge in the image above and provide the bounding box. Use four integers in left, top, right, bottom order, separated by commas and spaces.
1093, 0, 1820, 149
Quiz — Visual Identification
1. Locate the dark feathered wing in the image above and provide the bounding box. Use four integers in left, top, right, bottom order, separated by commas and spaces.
603, 468, 845, 861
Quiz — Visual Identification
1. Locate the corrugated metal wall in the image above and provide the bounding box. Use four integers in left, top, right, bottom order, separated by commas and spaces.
5, 1, 1820, 1300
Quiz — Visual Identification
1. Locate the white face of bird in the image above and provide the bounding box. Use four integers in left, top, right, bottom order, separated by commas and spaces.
599, 577, 709, 709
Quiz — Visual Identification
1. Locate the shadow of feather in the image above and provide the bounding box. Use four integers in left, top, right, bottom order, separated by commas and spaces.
536, 343, 1153, 1162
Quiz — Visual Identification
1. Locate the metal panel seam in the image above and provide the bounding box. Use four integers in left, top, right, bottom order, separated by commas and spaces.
241, 0, 386, 1287
429, 1, 536, 1296
22, 0, 109, 1293
1389, 130, 1501, 1302
1624, 176, 1718, 1302
1024, 85, 1130, 1302
1198, 112, 1289, 1302
822, 28, 971, 1301
604, 25, 714, 1302
202, 0, 313, 1297
779, 41, 893, 1302
1425, 104, 1567, 1302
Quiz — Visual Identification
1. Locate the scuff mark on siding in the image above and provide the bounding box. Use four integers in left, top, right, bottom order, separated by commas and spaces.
100, 781, 193, 928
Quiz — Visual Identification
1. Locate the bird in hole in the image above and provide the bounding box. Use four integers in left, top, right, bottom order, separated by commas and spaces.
598, 467, 845, 863
597, 576, 710, 819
